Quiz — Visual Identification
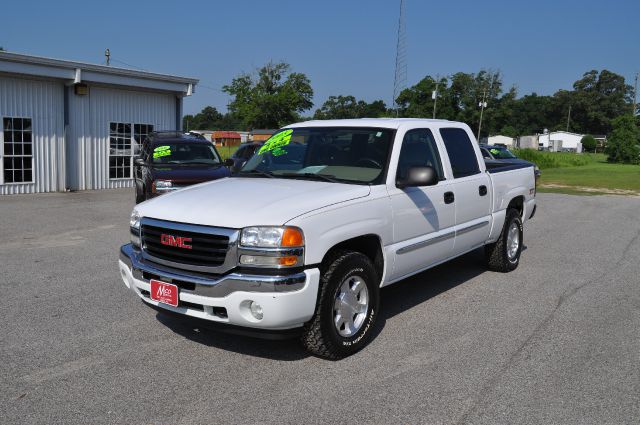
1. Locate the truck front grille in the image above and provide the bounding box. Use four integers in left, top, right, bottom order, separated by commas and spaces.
140, 219, 235, 270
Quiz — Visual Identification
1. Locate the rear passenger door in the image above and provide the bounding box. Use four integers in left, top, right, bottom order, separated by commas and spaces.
439, 128, 492, 255
388, 128, 456, 281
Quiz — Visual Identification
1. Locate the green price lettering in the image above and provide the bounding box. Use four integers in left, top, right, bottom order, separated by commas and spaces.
258, 130, 293, 155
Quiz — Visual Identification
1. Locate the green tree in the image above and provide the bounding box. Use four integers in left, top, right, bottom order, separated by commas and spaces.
223, 61, 313, 129
556, 70, 634, 134
605, 115, 640, 164
313, 95, 388, 119
395, 70, 503, 138
580, 135, 597, 152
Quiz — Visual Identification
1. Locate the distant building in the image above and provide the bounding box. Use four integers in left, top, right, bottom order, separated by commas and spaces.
250, 129, 276, 142
518, 131, 584, 152
212, 131, 241, 147
537, 131, 584, 152
592, 134, 608, 152
480, 135, 516, 147
0, 51, 197, 195
517, 135, 539, 150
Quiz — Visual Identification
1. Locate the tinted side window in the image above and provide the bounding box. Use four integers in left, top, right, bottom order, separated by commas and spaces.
439, 128, 480, 178
243, 146, 256, 159
396, 129, 444, 181
233, 147, 244, 159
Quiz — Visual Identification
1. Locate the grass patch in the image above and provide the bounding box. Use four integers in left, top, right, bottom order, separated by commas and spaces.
512, 149, 640, 196
539, 162, 640, 191
512, 149, 604, 169
216, 145, 239, 160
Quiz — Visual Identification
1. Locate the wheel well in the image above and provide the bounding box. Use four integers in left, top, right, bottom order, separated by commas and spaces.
322, 235, 384, 281
508, 196, 525, 217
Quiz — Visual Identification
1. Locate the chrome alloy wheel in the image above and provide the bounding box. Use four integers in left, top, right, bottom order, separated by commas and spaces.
333, 275, 369, 337
507, 222, 520, 261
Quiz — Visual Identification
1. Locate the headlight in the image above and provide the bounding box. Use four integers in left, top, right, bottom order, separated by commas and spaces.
152, 180, 173, 193
239, 226, 304, 268
130, 209, 141, 247
240, 226, 304, 248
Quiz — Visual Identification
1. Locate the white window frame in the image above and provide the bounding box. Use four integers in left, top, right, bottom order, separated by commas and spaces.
108, 122, 154, 180
1, 116, 35, 185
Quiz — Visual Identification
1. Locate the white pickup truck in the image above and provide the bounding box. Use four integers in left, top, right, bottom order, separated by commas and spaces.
119, 118, 536, 359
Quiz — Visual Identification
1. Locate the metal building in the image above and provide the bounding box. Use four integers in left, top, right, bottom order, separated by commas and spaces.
0, 51, 198, 195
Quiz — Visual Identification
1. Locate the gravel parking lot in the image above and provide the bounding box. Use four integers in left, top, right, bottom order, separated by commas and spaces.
1, 189, 639, 424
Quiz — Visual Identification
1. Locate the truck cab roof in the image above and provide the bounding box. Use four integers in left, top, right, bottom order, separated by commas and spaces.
287, 118, 456, 130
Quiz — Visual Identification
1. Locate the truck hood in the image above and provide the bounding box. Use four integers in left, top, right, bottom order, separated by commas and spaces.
136, 177, 371, 228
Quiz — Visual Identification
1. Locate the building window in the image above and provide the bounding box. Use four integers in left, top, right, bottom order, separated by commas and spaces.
109, 123, 131, 179
2, 117, 33, 184
134, 124, 153, 154
109, 123, 154, 179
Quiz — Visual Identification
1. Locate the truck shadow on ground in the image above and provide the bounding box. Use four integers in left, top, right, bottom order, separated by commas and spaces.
155, 246, 525, 361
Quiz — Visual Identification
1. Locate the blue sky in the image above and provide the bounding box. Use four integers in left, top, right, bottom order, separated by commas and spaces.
2, 0, 638, 115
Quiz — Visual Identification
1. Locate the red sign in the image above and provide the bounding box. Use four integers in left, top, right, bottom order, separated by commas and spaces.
160, 234, 192, 249
150, 280, 179, 307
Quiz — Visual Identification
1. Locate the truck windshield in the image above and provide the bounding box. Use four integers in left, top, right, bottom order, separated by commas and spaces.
240, 127, 394, 184
151, 143, 221, 165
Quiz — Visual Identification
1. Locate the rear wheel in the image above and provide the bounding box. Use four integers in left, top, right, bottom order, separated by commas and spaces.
301, 251, 380, 359
485, 208, 523, 272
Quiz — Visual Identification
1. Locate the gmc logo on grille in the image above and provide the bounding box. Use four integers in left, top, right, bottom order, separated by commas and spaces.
160, 234, 193, 250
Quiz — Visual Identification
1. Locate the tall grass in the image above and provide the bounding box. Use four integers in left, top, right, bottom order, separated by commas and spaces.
512, 149, 597, 169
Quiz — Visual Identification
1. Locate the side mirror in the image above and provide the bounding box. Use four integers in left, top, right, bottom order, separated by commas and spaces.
224, 158, 235, 167
396, 166, 438, 189
134, 157, 145, 166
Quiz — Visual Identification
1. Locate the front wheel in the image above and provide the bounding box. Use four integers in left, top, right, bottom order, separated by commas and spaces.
485, 208, 523, 272
301, 251, 380, 359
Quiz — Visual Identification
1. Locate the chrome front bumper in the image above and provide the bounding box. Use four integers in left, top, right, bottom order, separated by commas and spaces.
118, 244, 320, 330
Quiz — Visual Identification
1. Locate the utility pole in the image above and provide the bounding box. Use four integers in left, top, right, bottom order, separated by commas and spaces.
566, 105, 571, 132
432, 75, 439, 119
477, 87, 487, 141
631, 72, 638, 116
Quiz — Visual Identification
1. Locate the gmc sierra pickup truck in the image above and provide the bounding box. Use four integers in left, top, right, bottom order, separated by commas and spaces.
119, 118, 537, 359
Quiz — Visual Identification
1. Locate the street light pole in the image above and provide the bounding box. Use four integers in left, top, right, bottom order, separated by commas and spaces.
477, 87, 487, 142
432, 75, 439, 119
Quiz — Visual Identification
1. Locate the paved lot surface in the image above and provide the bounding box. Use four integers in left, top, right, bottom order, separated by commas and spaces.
1, 189, 639, 424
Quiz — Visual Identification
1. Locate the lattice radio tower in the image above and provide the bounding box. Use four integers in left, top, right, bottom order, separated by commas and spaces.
393, 0, 407, 116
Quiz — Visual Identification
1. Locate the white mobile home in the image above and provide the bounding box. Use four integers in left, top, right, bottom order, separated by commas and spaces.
537, 131, 584, 152
0, 51, 198, 195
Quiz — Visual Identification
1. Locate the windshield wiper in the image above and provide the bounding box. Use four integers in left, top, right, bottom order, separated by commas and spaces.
277, 172, 339, 183
236, 169, 275, 178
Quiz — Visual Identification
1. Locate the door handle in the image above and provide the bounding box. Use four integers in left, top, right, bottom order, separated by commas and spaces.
479, 185, 487, 196
444, 191, 455, 204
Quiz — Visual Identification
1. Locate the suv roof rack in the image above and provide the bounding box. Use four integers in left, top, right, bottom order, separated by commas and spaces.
148, 131, 207, 140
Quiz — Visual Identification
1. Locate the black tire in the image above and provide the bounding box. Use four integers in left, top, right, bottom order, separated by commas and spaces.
301, 251, 380, 360
485, 208, 523, 272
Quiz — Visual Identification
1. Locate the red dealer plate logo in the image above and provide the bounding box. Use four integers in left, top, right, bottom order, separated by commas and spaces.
150, 279, 179, 307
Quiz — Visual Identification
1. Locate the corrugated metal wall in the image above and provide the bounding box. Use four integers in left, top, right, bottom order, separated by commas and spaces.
67, 86, 176, 190
0, 76, 65, 194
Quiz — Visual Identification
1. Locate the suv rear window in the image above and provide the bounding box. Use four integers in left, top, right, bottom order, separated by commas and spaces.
439, 128, 480, 178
